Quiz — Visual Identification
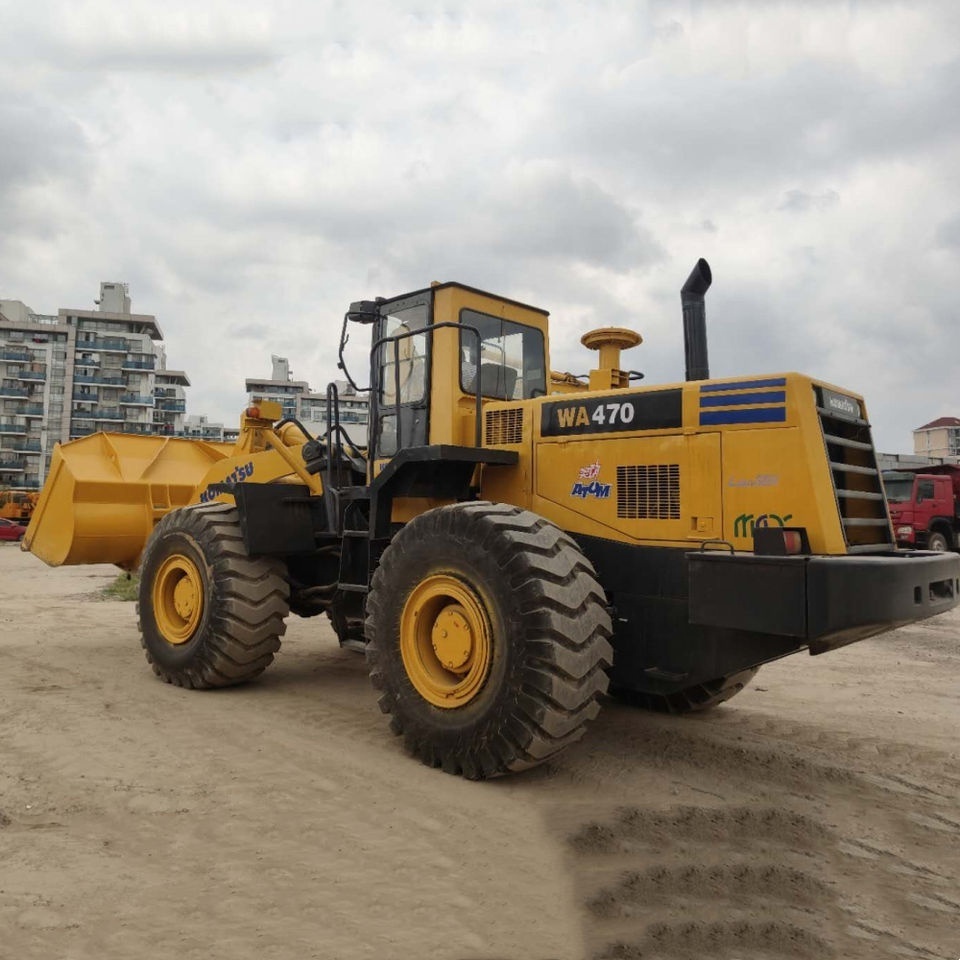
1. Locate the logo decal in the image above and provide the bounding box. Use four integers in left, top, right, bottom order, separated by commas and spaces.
821, 387, 861, 420
541, 390, 682, 437
734, 512, 794, 537
728, 474, 779, 488
199, 462, 255, 503
571, 461, 611, 500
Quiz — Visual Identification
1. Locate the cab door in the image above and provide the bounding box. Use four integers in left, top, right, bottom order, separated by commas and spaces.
372, 295, 431, 463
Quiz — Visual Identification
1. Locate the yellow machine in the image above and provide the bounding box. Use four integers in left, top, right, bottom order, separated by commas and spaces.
0, 490, 39, 523
25, 261, 960, 779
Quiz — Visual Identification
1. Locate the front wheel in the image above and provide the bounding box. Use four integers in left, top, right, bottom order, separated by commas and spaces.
365, 502, 613, 779
137, 503, 289, 688
927, 530, 950, 552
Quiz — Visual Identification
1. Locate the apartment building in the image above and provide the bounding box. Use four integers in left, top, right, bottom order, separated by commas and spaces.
64, 283, 163, 440
0, 302, 73, 490
245, 355, 369, 440
298, 383, 369, 440
0, 282, 202, 489
244, 356, 310, 420
183, 413, 232, 442
913, 417, 960, 459
154, 368, 189, 436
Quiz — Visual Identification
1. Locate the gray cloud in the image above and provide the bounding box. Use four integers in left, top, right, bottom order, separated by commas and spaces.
0, 100, 90, 202
935, 214, 960, 248
778, 189, 840, 212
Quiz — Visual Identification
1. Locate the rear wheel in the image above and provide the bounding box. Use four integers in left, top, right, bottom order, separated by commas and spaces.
138, 503, 289, 688
927, 530, 950, 552
365, 502, 613, 778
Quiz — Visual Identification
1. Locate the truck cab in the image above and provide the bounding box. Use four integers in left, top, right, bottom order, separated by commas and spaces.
884, 468, 960, 551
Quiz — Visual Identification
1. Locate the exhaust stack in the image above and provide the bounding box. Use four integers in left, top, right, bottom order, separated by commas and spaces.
681, 258, 712, 382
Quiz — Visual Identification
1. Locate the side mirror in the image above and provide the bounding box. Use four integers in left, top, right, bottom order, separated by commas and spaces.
347, 300, 380, 324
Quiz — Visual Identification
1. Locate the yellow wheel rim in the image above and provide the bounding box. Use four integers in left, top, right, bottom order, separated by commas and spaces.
400, 574, 492, 708
152, 553, 204, 645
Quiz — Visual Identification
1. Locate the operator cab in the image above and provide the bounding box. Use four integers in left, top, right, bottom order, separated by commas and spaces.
364, 283, 550, 466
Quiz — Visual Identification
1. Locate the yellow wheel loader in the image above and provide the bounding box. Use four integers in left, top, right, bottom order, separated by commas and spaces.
24, 261, 960, 778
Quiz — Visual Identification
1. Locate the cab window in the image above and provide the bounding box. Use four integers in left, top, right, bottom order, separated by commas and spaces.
375, 299, 431, 457
379, 303, 429, 407
458, 310, 546, 401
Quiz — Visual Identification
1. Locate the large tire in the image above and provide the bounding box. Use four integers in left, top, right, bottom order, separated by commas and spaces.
927, 530, 950, 552
365, 502, 613, 779
137, 503, 289, 688
612, 667, 758, 714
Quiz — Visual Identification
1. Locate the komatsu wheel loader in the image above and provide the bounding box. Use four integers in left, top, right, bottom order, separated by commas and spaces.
24, 261, 960, 779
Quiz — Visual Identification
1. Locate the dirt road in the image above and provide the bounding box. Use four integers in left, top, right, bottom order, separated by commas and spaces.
1, 543, 958, 959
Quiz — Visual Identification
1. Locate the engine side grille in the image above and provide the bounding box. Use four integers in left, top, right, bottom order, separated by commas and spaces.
484, 407, 524, 445
617, 464, 680, 520
815, 386, 893, 553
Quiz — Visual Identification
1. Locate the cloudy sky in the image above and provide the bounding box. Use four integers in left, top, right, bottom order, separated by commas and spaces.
2, 0, 959, 451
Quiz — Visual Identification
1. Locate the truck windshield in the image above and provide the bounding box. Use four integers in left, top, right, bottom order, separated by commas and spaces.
883, 475, 915, 502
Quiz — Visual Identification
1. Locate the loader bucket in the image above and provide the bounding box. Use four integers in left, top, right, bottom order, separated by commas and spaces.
24, 432, 234, 569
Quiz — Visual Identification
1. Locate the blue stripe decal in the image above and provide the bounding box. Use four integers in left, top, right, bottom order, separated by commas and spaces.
700, 407, 787, 425
700, 377, 787, 393
700, 390, 786, 408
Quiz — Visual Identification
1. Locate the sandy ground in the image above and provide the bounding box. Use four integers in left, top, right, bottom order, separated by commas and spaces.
1, 542, 958, 960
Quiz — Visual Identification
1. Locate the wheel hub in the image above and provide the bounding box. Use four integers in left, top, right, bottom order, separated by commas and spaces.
152, 553, 204, 645
401, 574, 492, 708
431, 605, 473, 672
173, 577, 197, 619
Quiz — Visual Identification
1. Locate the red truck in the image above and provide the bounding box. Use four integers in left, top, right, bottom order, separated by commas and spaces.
882, 464, 960, 551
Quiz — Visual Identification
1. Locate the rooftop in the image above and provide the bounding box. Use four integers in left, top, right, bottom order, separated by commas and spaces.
915, 417, 960, 431
58, 307, 164, 340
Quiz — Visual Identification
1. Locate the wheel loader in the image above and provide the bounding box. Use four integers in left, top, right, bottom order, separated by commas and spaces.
24, 260, 960, 779
0, 490, 39, 523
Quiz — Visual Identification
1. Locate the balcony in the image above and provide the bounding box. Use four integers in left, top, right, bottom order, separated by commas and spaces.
0, 423, 27, 435
74, 373, 124, 386
122, 423, 157, 435
93, 408, 124, 421
0, 384, 30, 399
90, 337, 128, 352
17, 369, 46, 380
122, 356, 156, 370
155, 399, 186, 412
20, 404, 45, 418
0, 459, 26, 471
120, 394, 155, 407
0, 348, 31, 361
10, 440, 41, 452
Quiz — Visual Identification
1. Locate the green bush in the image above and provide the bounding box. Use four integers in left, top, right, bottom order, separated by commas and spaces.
102, 573, 139, 602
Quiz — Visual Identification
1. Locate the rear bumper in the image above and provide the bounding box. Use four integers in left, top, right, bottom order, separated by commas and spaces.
688, 549, 960, 654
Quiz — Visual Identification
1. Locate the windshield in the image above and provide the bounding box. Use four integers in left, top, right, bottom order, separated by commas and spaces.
883, 475, 915, 502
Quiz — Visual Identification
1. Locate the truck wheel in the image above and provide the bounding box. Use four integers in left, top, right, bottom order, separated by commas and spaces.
137, 503, 289, 688
927, 530, 950, 552
612, 667, 759, 714
365, 502, 613, 778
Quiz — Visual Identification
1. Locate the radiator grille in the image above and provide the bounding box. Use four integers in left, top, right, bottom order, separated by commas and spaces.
815, 386, 893, 552
617, 464, 680, 519
485, 407, 523, 445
